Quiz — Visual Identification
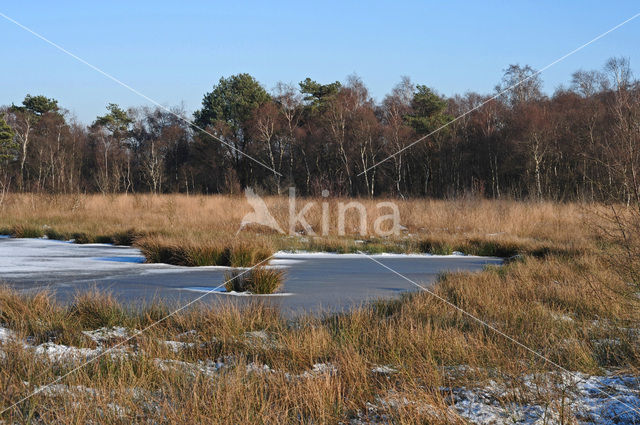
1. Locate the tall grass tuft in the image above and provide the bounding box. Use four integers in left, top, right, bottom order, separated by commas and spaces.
137, 236, 274, 267
224, 266, 285, 294
69, 290, 130, 329
10, 224, 44, 238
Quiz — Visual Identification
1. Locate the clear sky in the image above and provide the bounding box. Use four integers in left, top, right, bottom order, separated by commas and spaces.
1, 1, 638, 123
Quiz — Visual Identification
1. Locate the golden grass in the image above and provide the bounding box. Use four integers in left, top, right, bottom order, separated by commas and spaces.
0, 193, 592, 264
0, 193, 637, 422
0, 250, 636, 423
224, 266, 285, 294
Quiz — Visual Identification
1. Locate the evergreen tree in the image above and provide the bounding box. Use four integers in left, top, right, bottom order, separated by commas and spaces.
0, 117, 16, 161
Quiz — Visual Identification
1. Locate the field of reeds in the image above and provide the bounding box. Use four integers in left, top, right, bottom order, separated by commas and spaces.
0, 193, 638, 423
0, 193, 591, 264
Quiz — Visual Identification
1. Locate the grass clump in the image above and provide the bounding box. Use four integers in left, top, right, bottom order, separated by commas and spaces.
43, 227, 70, 241
224, 266, 285, 294
71, 232, 93, 244
137, 236, 274, 267
108, 228, 141, 246
227, 242, 273, 267
69, 290, 130, 329
10, 224, 44, 239
416, 235, 582, 258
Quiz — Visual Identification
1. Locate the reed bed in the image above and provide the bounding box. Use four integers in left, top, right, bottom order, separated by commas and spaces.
0, 193, 592, 265
0, 193, 637, 422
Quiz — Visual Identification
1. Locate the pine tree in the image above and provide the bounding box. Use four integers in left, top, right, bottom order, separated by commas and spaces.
0, 117, 16, 161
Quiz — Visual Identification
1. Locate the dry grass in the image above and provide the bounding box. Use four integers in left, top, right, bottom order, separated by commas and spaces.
0, 194, 638, 422
0, 193, 591, 264
0, 251, 636, 423
224, 267, 285, 294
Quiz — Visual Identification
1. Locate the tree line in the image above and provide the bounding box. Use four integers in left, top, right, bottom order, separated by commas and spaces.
0, 57, 638, 201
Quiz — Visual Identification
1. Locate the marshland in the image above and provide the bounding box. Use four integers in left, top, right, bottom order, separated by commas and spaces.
0, 194, 638, 423
2, 2, 640, 422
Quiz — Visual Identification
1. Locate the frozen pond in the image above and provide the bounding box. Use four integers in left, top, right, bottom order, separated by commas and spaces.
0, 238, 502, 316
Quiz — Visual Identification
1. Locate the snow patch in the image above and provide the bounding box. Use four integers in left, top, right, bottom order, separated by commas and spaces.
34, 342, 100, 361
179, 286, 293, 296
0, 326, 18, 342
154, 358, 225, 377
161, 340, 196, 352
82, 326, 131, 344
274, 251, 496, 259
448, 372, 640, 424
371, 365, 398, 374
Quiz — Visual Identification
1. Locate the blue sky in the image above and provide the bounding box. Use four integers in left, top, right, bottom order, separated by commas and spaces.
1, 1, 638, 123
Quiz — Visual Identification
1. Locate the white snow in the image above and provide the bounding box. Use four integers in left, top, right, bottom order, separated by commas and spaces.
179, 286, 293, 296
0, 238, 148, 277
161, 340, 196, 352
153, 358, 225, 377
6, 318, 638, 424
550, 312, 574, 322
246, 362, 272, 373
34, 342, 100, 361
268, 258, 304, 266
82, 326, 131, 344
447, 372, 640, 424
0, 326, 18, 342
299, 363, 338, 378
371, 365, 398, 374
0, 237, 236, 280
244, 361, 338, 379
273, 251, 494, 259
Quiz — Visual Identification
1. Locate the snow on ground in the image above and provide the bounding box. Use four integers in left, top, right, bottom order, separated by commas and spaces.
243, 330, 281, 349
82, 326, 131, 344
350, 366, 640, 424
273, 251, 477, 259
0, 325, 132, 362
34, 342, 101, 362
268, 258, 304, 266
371, 365, 398, 374
0, 238, 150, 276
32, 383, 154, 418
0, 326, 17, 342
154, 358, 225, 377
0, 237, 493, 281
161, 340, 197, 352
448, 372, 640, 424
1, 323, 638, 423
0, 237, 239, 280
179, 286, 294, 296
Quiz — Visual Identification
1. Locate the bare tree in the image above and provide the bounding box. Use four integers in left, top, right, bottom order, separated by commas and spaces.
497, 64, 544, 107
5, 109, 35, 190
273, 82, 303, 186
382, 77, 414, 197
